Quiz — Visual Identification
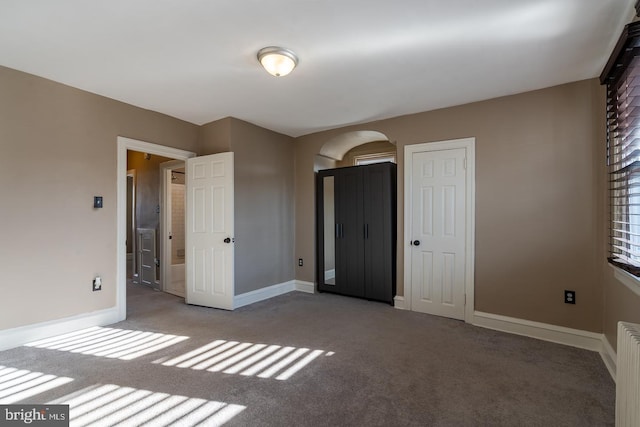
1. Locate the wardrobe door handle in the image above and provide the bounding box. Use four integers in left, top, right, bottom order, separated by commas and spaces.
336, 224, 340, 239
364, 224, 369, 239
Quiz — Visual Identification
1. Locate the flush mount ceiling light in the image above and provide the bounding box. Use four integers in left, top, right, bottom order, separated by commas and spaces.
257, 46, 298, 77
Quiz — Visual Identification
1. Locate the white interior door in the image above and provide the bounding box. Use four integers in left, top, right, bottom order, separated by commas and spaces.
185, 152, 234, 310
409, 147, 467, 320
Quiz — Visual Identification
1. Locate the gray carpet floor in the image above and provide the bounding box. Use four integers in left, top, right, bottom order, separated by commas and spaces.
0, 284, 615, 426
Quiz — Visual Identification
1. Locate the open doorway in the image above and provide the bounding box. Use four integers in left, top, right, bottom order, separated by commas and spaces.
117, 137, 196, 320
127, 150, 178, 291
117, 137, 243, 319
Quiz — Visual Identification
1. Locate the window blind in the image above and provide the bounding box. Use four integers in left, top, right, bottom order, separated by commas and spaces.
602, 22, 640, 275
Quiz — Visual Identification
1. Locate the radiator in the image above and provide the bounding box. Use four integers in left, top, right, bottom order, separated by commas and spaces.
616, 322, 640, 427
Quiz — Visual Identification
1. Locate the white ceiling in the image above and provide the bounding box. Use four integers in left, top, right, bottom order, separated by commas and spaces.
0, 0, 634, 137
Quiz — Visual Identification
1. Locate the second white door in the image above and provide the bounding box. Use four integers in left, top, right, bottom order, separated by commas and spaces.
185, 152, 235, 310
409, 146, 467, 320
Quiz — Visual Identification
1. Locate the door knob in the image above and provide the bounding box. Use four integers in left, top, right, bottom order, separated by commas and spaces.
224, 237, 231, 243
412, 240, 420, 246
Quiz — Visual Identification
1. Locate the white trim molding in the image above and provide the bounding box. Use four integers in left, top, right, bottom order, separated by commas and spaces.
295, 280, 315, 294
473, 311, 603, 352
601, 335, 617, 381
393, 296, 408, 310
610, 264, 640, 297
473, 312, 619, 382
233, 280, 315, 309
0, 308, 120, 352
233, 281, 296, 309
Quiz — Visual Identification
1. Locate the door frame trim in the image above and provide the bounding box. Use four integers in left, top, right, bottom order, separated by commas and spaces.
403, 137, 476, 322
126, 169, 138, 284
117, 136, 195, 321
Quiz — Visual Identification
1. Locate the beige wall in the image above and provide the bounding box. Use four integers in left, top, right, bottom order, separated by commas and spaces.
199, 117, 232, 154
295, 78, 607, 332
0, 65, 199, 330
199, 117, 295, 294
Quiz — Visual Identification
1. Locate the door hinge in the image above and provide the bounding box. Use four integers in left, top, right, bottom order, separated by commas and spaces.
463, 157, 467, 170
464, 294, 467, 305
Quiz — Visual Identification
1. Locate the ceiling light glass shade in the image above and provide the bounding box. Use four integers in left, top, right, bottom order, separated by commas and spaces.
257, 47, 298, 77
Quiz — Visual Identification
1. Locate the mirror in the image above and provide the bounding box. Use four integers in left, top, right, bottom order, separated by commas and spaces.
323, 176, 336, 285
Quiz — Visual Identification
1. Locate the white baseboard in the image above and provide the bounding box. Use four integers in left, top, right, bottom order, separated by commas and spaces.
473, 311, 603, 352
393, 295, 407, 310
233, 280, 316, 308
295, 280, 315, 294
0, 307, 120, 352
601, 335, 617, 381
234, 281, 296, 309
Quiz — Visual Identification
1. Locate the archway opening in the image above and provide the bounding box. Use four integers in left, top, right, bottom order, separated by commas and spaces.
314, 130, 395, 171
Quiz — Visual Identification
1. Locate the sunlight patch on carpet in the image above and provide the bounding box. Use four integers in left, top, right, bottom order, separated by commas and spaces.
24, 327, 189, 360
49, 384, 245, 427
0, 365, 73, 404
156, 340, 330, 380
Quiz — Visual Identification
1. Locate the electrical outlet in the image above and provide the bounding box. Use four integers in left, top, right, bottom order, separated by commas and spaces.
93, 276, 102, 292
298, 258, 303, 267
564, 290, 575, 304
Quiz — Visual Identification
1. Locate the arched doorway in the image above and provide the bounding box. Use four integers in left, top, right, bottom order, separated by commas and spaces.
314, 130, 395, 170
314, 130, 397, 303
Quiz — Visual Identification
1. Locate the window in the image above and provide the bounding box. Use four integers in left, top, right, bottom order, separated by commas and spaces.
353, 152, 396, 166
602, 21, 640, 277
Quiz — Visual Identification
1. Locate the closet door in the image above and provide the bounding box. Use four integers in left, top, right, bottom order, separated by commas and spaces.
363, 163, 395, 302
334, 168, 365, 297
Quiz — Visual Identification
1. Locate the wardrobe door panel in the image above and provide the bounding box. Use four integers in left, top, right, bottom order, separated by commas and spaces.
363, 164, 395, 303
335, 168, 365, 297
